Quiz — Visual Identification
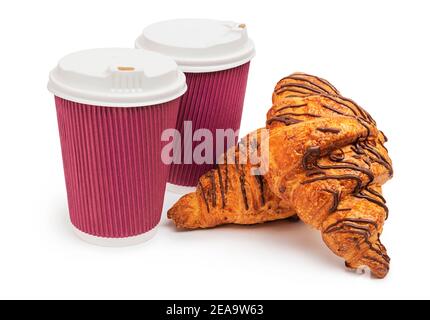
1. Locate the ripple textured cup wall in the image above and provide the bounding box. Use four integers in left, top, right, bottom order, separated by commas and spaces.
168, 62, 250, 187
55, 97, 180, 239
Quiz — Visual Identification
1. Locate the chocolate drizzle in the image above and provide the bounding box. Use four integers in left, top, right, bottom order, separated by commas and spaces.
360, 141, 393, 177
321, 94, 371, 121
216, 165, 226, 209
321, 104, 346, 116
302, 146, 321, 170
301, 145, 389, 219
199, 181, 210, 213
323, 189, 341, 213
224, 153, 229, 194
324, 218, 390, 263
277, 112, 321, 118
283, 75, 333, 94
325, 218, 378, 232
363, 255, 390, 270
329, 149, 345, 162
279, 73, 340, 94
275, 86, 314, 96
209, 172, 217, 207
317, 127, 341, 134
276, 83, 323, 95
254, 173, 266, 206
299, 73, 340, 94
239, 165, 249, 210
266, 116, 302, 126
306, 169, 326, 177
276, 103, 307, 112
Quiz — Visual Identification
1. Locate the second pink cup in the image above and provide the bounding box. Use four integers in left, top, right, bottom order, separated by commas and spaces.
136, 19, 255, 192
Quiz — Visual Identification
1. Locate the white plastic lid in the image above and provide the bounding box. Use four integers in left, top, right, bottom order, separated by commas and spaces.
135, 19, 255, 73
48, 48, 187, 107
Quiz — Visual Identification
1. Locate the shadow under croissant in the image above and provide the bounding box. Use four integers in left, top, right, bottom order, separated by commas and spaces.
165, 216, 345, 272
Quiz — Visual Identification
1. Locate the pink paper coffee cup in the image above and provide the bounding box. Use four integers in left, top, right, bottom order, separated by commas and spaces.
136, 19, 255, 191
168, 63, 250, 188
48, 48, 186, 246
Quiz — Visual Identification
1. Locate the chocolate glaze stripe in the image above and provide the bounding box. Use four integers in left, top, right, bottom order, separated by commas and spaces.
239, 165, 249, 211
373, 243, 391, 262
369, 156, 393, 177
284, 75, 333, 94
275, 87, 314, 96
360, 141, 393, 176
302, 146, 388, 217
254, 173, 266, 206
321, 104, 348, 116
275, 103, 308, 112
362, 156, 372, 167
280, 73, 340, 94
339, 95, 376, 125
276, 112, 321, 118
329, 149, 345, 162
224, 153, 229, 194
322, 94, 371, 122
336, 95, 368, 118
276, 95, 308, 100
379, 140, 389, 152
275, 83, 324, 95
302, 146, 321, 170
216, 165, 226, 208
325, 228, 389, 263
355, 193, 389, 216
317, 127, 341, 134
356, 118, 372, 139
362, 255, 390, 270
316, 163, 375, 186
296, 73, 340, 94
306, 169, 326, 177
266, 116, 303, 126
342, 160, 360, 167
374, 240, 390, 261
321, 94, 360, 117
351, 144, 366, 155
302, 174, 389, 219
209, 171, 217, 208
322, 189, 341, 213
325, 218, 379, 232
199, 181, 210, 213
325, 222, 372, 236
312, 163, 388, 216
365, 187, 386, 203
302, 174, 363, 194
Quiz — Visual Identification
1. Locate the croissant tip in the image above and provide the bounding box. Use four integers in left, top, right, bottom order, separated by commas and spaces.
345, 261, 389, 279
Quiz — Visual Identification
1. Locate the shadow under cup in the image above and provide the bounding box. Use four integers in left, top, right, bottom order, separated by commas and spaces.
55, 97, 180, 241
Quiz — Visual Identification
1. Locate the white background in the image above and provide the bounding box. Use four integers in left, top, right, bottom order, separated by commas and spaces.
0, 0, 429, 300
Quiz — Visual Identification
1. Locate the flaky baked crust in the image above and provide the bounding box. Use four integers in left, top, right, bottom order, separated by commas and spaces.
168, 73, 393, 278
267, 73, 392, 278
167, 129, 296, 229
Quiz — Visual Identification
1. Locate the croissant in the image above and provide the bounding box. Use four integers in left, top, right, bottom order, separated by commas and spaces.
167, 129, 297, 229
267, 74, 392, 278
168, 73, 393, 278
